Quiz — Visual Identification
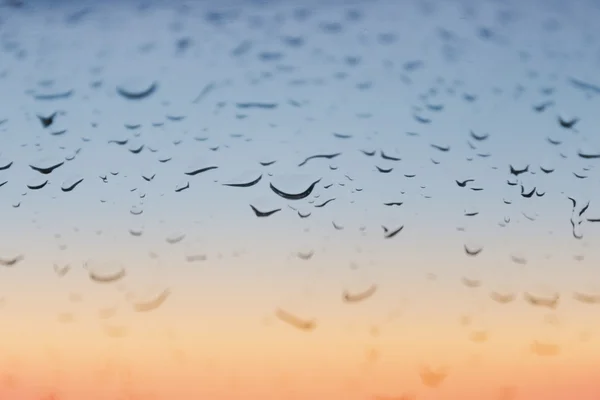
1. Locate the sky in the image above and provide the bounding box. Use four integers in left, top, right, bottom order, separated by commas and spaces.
0, 0, 600, 399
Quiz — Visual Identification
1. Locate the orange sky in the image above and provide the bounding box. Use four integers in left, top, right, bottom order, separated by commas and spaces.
0, 307, 598, 400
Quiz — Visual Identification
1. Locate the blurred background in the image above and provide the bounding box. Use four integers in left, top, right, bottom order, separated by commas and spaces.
0, 0, 600, 398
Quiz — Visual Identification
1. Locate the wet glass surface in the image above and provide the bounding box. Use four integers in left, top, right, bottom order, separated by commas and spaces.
0, 0, 600, 398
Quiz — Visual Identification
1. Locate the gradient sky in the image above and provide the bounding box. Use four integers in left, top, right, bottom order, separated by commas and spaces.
0, 0, 600, 399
